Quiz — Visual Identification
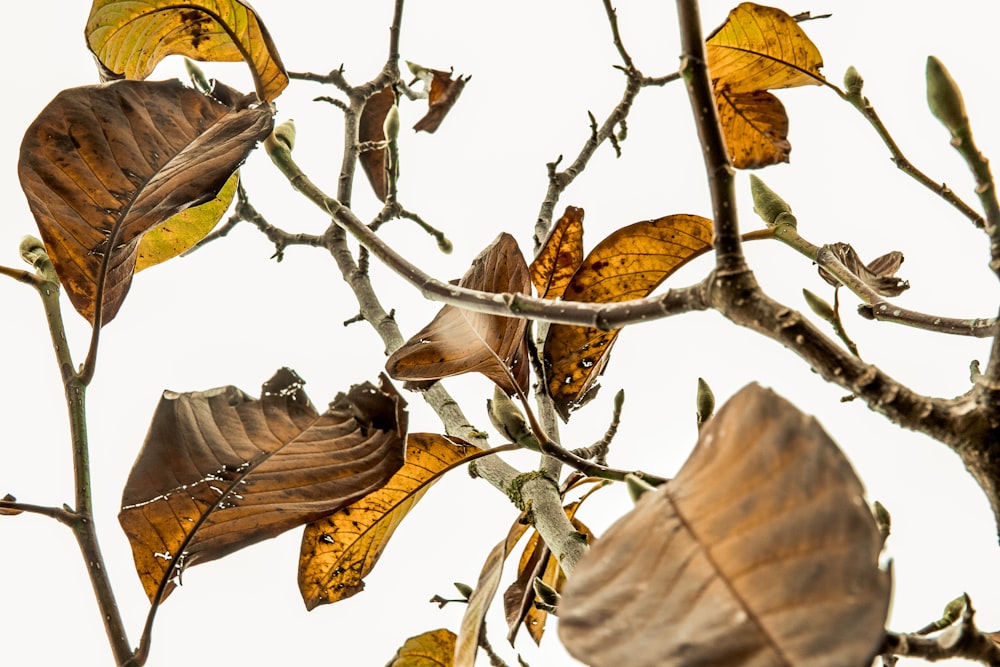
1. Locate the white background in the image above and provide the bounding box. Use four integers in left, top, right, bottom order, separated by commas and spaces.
2, 2, 999, 665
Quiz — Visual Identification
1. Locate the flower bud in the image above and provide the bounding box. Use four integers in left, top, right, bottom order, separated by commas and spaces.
802, 289, 835, 322
926, 56, 968, 135
749, 175, 795, 227
696, 377, 714, 428
382, 103, 400, 144
843, 65, 864, 99
488, 386, 531, 445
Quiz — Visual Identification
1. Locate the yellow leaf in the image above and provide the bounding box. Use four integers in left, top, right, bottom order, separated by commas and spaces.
87, 0, 288, 102
705, 2, 826, 168
135, 172, 238, 272
530, 206, 585, 300
298, 434, 481, 610
387, 629, 456, 667
544, 214, 713, 419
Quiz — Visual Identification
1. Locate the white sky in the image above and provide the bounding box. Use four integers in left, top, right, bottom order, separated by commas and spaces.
2, 2, 999, 665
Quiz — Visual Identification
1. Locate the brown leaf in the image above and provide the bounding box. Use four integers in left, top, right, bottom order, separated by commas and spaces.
298, 433, 481, 610
119, 368, 407, 603
530, 206, 585, 300
358, 86, 396, 202
18, 79, 272, 325
86, 0, 288, 102
414, 68, 470, 134
819, 243, 909, 296
503, 502, 593, 646
559, 384, 891, 667
455, 518, 531, 667
706, 2, 826, 168
386, 233, 531, 395
544, 214, 713, 419
387, 628, 456, 667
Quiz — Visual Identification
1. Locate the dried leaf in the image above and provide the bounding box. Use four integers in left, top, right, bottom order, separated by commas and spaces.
544, 214, 713, 419
388, 629, 457, 667
135, 171, 238, 272
455, 519, 530, 667
298, 433, 481, 610
559, 384, 891, 667
0, 494, 22, 516
359, 86, 396, 202
414, 68, 470, 134
119, 369, 407, 603
706, 2, 826, 168
18, 79, 272, 325
386, 233, 531, 395
530, 206, 585, 300
86, 0, 288, 102
819, 243, 908, 296
503, 502, 593, 645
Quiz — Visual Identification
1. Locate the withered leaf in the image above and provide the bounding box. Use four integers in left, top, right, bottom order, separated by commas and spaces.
819, 243, 908, 296
544, 214, 713, 419
359, 86, 396, 202
706, 2, 826, 168
86, 0, 288, 102
414, 68, 470, 134
298, 433, 481, 610
387, 628, 457, 667
455, 518, 530, 667
530, 206, 585, 300
559, 384, 891, 667
386, 233, 531, 395
503, 502, 593, 646
119, 369, 407, 603
18, 79, 272, 325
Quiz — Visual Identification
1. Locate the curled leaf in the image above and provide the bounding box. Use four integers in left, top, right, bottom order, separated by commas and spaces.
544, 214, 713, 419
559, 384, 890, 667
819, 243, 908, 296
298, 433, 481, 610
86, 0, 288, 102
359, 86, 397, 202
412, 67, 470, 134
119, 369, 407, 602
386, 234, 531, 395
18, 79, 272, 325
706, 2, 826, 168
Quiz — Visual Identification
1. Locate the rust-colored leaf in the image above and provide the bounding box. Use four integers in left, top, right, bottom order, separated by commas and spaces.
530, 206, 585, 300
386, 233, 531, 395
503, 502, 593, 646
413, 68, 470, 134
706, 2, 826, 168
455, 518, 530, 667
86, 0, 288, 102
119, 368, 407, 603
544, 214, 713, 419
298, 433, 481, 610
18, 79, 272, 325
388, 629, 457, 667
359, 86, 396, 202
559, 384, 891, 667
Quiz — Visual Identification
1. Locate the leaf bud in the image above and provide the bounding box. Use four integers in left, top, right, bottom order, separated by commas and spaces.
185, 59, 212, 94
749, 175, 795, 227
453, 582, 474, 600
926, 56, 969, 135
843, 66, 864, 98
382, 103, 400, 144
267, 119, 296, 154
488, 386, 532, 445
19, 235, 46, 265
802, 289, 835, 322
695, 377, 714, 428
625, 473, 656, 503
